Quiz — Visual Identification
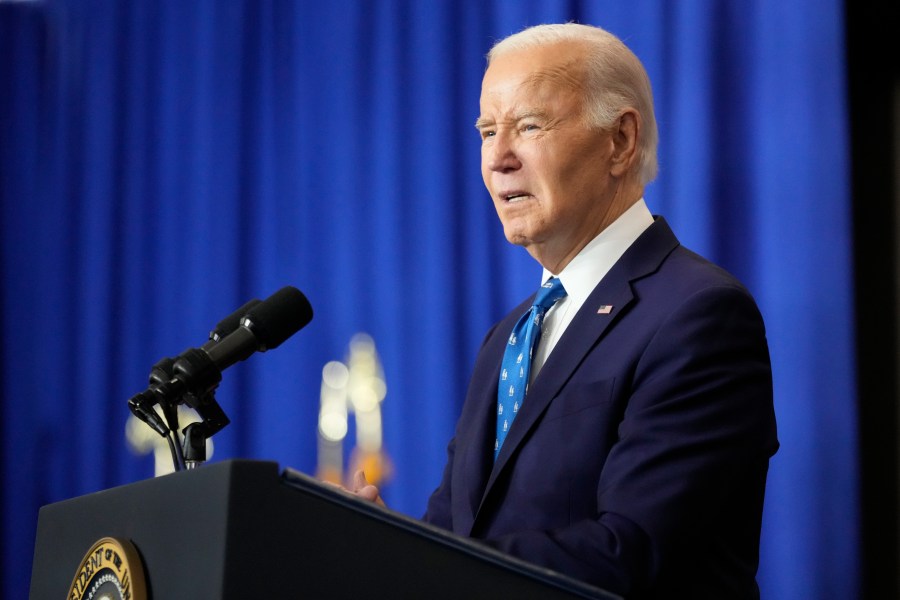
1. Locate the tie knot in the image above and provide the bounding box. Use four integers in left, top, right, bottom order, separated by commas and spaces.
533, 277, 567, 311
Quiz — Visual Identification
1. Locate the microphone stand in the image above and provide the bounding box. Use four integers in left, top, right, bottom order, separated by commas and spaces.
181, 391, 230, 469
127, 286, 312, 473
129, 355, 232, 472
127, 387, 186, 472
150, 357, 188, 471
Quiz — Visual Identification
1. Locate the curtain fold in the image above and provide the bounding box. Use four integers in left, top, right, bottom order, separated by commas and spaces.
0, 1, 855, 598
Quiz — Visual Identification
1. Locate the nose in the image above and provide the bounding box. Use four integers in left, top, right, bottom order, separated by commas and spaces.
483, 130, 521, 173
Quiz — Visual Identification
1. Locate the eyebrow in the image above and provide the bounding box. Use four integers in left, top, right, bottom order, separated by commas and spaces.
474, 110, 549, 131
474, 116, 492, 131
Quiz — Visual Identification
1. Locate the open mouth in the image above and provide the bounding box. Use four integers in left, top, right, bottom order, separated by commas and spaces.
504, 192, 530, 203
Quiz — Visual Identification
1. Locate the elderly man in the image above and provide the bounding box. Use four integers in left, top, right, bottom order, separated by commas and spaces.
358, 23, 778, 598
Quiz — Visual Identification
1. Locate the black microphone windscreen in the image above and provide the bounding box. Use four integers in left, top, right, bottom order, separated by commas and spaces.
245, 286, 313, 350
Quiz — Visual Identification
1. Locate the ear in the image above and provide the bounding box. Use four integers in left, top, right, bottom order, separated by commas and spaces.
609, 109, 640, 178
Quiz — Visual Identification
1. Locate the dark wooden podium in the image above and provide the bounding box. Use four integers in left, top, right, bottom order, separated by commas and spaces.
30, 459, 620, 599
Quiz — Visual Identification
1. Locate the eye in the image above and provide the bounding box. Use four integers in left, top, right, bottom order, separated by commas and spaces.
521, 123, 540, 133
480, 129, 496, 140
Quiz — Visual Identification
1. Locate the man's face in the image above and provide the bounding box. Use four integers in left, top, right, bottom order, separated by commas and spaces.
477, 42, 622, 272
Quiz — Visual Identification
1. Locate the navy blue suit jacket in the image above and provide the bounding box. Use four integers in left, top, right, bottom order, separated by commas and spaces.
424, 218, 778, 598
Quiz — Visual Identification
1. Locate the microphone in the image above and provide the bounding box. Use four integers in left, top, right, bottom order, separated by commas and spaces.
203, 298, 262, 349
149, 297, 263, 390
203, 286, 312, 372
130, 286, 313, 414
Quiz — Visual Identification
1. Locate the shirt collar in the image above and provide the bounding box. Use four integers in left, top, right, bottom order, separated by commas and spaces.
542, 198, 654, 307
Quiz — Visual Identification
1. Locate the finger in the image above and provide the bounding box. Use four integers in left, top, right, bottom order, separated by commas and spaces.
352, 469, 369, 492
352, 470, 385, 506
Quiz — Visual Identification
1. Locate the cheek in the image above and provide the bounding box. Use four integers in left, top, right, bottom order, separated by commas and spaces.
530, 148, 567, 191
554, 157, 606, 203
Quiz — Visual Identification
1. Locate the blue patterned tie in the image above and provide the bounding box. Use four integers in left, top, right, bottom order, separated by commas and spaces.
495, 277, 567, 460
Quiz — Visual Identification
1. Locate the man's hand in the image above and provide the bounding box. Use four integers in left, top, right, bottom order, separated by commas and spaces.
322, 469, 386, 507
350, 469, 385, 506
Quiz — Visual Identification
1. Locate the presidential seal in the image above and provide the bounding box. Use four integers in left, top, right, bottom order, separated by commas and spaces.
67, 537, 147, 600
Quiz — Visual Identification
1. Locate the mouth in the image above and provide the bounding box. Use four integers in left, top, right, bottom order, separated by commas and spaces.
501, 191, 531, 203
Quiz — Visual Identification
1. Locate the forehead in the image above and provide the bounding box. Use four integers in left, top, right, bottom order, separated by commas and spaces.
480, 41, 589, 106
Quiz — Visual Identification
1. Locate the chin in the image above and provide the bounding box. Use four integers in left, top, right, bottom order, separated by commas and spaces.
503, 230, 532, 248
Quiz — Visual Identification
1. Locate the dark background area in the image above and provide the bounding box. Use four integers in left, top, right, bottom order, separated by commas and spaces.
846, 2, 900, 598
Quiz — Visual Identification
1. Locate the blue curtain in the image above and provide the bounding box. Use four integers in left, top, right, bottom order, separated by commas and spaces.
0, 1, 855, 598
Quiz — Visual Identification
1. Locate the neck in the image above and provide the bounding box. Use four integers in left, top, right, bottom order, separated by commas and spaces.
531, 185, 644, 273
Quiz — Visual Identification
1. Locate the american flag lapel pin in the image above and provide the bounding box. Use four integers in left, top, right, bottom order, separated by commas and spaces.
597, 305, 613, 314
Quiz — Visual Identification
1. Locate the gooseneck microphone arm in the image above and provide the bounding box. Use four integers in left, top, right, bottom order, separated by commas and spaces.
127, 287, 313, 472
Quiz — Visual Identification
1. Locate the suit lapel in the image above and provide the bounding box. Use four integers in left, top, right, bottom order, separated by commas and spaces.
475, 217, 681, 519
457, 306, 529, 531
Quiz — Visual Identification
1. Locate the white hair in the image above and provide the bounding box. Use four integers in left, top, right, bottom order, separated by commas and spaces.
488, 23, 659, 185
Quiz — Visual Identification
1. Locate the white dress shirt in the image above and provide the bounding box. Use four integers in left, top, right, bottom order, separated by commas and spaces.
530, 198, 654, 380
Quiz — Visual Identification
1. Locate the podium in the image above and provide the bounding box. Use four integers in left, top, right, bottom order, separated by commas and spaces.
30, 459, 620, 599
